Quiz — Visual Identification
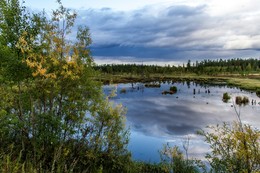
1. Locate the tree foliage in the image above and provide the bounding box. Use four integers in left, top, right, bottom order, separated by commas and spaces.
198, 122, 260, 173
95, 58, 260, 76
222, 92, 231, 103
0, 0, 130, 172
1, 1, 260, 172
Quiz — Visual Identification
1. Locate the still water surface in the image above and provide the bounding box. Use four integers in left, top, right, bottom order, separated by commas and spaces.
104, 81, 260, 162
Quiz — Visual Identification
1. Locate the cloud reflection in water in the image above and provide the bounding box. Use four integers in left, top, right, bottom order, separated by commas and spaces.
106, 82, 260, 162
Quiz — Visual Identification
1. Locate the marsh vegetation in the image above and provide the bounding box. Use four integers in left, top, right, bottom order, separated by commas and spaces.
0, 0, 259, 172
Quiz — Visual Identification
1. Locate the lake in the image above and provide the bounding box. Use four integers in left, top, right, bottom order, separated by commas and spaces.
104, 81, 260, 162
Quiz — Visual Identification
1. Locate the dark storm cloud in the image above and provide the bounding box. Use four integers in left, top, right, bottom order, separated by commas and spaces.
77, 5, 202, 46
76, 4, 260, 62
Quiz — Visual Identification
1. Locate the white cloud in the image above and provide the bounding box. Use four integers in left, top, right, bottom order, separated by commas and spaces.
94, 56, 183, 66
206, 0, 260, 16
23, 0, 260, 62
224, 35, 260, 50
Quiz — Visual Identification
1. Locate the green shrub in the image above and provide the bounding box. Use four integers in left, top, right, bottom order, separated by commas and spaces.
0, 1, 131, 172
159, 143, 202, 173
169, 86, 177, 92
129, 161, 167, 173
222, 92, 231, 103
198, 122, 260, 173
256, 89, 260, 98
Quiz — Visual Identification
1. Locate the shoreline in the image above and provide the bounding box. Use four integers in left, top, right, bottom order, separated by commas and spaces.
97, 74, 260, 92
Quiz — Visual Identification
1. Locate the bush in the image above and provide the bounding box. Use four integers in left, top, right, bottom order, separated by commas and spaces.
235, 96, 249, 106
222, 92, 231, 103
198, 122, 260, 173
0, 1, 131, 172
129, 161, 167, 173
256, 89, 260, 98
159, 144, 201, 173
169, 86, 177, 93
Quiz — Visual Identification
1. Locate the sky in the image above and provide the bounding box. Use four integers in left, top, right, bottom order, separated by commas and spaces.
23, 0, 260, 65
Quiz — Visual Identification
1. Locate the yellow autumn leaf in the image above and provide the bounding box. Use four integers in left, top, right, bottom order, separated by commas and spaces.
39, 68, 47, 76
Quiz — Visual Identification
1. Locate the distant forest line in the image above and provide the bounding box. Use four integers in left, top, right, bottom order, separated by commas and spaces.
95, 58, 260, 76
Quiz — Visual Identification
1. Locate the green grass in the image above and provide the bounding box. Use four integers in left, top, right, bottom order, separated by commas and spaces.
98, 73, 260, 92
226, 78, 260, 91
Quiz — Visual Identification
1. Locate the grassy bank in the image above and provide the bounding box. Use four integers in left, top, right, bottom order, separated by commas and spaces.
97, 73, 260, 92
225, 77, 260, 91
